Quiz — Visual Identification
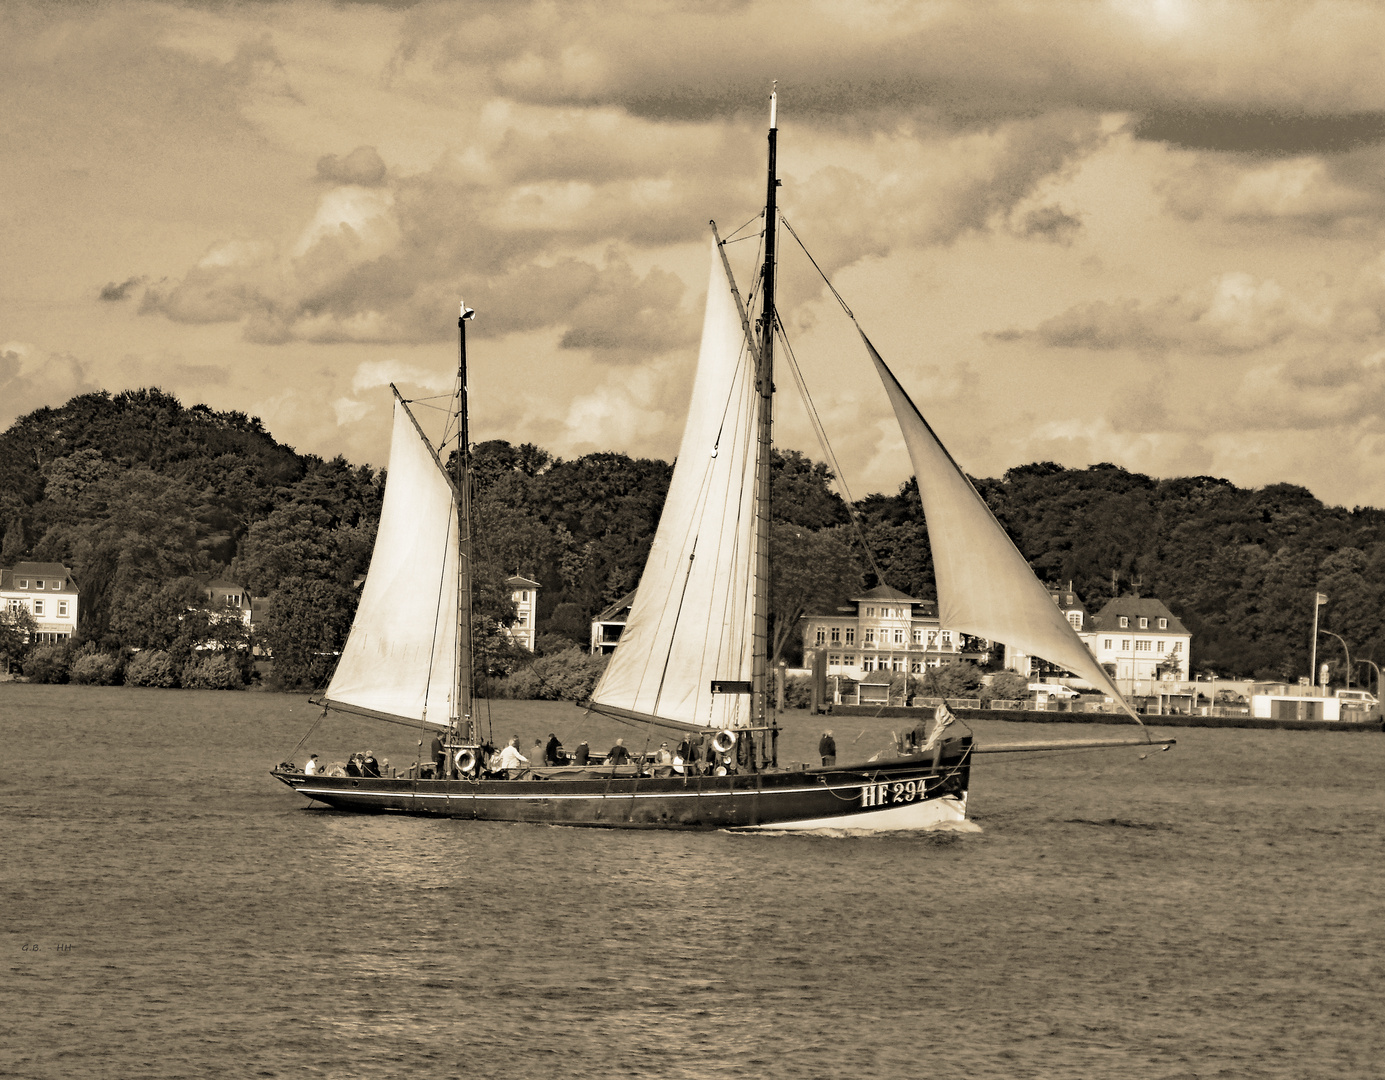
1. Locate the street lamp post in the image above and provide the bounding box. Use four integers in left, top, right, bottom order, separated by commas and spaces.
1317, 629, 1351, 690
1358, 659, 1380, 699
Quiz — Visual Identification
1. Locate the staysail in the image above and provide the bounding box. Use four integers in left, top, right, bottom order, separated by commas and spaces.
588, 241, 760, 730
862, 331, 1135, 708
321, 397, 461, 728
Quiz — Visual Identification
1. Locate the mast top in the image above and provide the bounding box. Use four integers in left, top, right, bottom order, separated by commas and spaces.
769, 81, 777, 130
460, 300, 475, 321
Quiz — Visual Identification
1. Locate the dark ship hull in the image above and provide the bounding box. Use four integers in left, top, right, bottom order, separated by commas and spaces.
274, 738, 971, 832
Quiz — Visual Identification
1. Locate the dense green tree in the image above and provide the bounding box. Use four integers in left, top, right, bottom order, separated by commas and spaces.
260, 577, 360, 690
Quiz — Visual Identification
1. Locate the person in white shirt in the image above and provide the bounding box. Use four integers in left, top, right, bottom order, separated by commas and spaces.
495, 737, 528, 773
304, 754, 319, 776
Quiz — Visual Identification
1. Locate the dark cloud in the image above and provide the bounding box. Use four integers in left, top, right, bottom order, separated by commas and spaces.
316, 146, 388, 186
1015, 204, 1082, 243
99, 277, 142, 301
1133, 110, 1385, 156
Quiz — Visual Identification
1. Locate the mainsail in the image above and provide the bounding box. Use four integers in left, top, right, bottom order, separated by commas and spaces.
588, 241, 760, 730
322, 397, 461, 728
862, 331, 1134, 708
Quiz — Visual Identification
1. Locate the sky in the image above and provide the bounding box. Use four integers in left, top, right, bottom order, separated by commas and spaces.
6, 0, 1385, 509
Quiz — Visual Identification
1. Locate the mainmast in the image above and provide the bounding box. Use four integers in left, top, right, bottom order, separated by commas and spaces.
750, 87, 778, 742
455, 302, 477, 751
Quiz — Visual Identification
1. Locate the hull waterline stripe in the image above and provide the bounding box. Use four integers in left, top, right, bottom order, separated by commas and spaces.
291, 779, 941, 802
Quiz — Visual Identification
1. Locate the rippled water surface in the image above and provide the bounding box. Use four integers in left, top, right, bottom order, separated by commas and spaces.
3, 683, 1382, 1079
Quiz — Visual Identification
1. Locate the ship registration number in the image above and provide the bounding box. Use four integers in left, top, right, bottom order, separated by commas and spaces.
860, 780, 926, 807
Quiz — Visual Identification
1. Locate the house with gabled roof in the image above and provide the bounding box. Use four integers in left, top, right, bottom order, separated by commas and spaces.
1082, 597, 1190, 687
590, 589, 636, 655
0, 561, 79, 644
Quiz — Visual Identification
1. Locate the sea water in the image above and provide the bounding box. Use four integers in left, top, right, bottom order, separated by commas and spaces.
2, 683, 1381, 1079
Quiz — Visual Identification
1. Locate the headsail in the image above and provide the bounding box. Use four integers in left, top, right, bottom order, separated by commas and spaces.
862, 332, 1137, 713
588, 240, 760, 730
322, 397, 461, 728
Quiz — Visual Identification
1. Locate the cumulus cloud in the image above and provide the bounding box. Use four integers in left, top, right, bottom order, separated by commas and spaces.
997, 272, 1328, 354
0, 342, 101, 431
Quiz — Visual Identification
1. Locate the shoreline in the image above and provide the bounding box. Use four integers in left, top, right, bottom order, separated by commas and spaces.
828, 703, 1384, 733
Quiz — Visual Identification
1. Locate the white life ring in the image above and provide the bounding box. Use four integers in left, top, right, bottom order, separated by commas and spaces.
454, 749, 477, 773
711, 729, 737, 754
714, 764, 729, 776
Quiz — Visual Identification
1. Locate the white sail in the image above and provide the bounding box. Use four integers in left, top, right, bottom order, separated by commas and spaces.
863, 332, 1132, 705
324, 400, 460, 728
589, 242, 760, 730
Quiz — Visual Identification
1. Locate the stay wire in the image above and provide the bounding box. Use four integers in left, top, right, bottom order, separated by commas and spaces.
772, 317, 887, 588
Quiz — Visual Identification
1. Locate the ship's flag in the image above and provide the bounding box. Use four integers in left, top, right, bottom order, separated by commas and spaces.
1316, 592, 1329, 605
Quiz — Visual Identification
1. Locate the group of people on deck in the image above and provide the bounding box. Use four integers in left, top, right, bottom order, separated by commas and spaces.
468, 733, 732, 778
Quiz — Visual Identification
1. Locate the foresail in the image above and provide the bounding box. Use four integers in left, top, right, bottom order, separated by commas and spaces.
324, 401, 460, 729
863, 332, 1136, 711
589, 241, 759, 729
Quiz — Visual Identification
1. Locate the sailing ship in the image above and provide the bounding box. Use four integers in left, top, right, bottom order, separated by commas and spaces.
273, 92, 1167, 830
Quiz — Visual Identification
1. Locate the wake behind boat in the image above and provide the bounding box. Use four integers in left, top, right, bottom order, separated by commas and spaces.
273, 90, 1167, 830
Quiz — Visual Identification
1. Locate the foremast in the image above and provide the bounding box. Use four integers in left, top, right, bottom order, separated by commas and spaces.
750, 87, 778, 757
454, 303, 477, 758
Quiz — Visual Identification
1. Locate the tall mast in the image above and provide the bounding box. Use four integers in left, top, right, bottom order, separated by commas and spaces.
751, 87, 778, 734
456, 302, 477, 747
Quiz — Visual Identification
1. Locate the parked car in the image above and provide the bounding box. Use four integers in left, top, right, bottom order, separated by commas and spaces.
1028, 682, 1079, 699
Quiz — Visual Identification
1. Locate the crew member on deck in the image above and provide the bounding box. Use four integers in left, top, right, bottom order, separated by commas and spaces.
819, 730, 836, 767
304, 754, 319, 776
530, 738, 546, 769
496, 737, 528, 774
431, 733, 446, 777
545, 733, 563, 766
605, 739, 630, 766
573, 740, 590, 766
345, 754, 362, 777
362, 751, 381, 778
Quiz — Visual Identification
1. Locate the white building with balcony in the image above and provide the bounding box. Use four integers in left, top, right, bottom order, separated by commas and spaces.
800, 584, 987, 679
505, 574, 541, 652
1, 561, 79, 644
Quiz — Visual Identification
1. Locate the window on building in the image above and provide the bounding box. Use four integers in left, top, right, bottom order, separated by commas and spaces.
1122, 639, 1131, 650
911, 661, 922, 674
912, 629, 923, 644
18, 579, 27, 589
893, 658, 904, 671
843, 653, 855, 666
865, 606, 875, 617
1173, 642, 1183, 652
34, 600, 44, 617
1119, 616, 1129, 628
517, 612, 527, 626
1135, 639, 1151, 651
36, 580, 45, 590
941, 631, 952, 644
54, 580, 63, 590
862, 657, 874, 672
815, 628, 826, 645
830, 626, 840, 643
864, 628, 875, 643
893, 629, 904, 644
1103, 638, 1113, 650
1139, 617, 1148, 629
1157, 640, 1164, 652
1067, 612, 1082, 629
1158, 618, 1167, 629
926, 658, 941, 669
845, 628, 854, 644
58, 602, 68, 617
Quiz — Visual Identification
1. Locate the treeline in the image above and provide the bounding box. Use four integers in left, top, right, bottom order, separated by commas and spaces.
2, 388, 1382, 689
